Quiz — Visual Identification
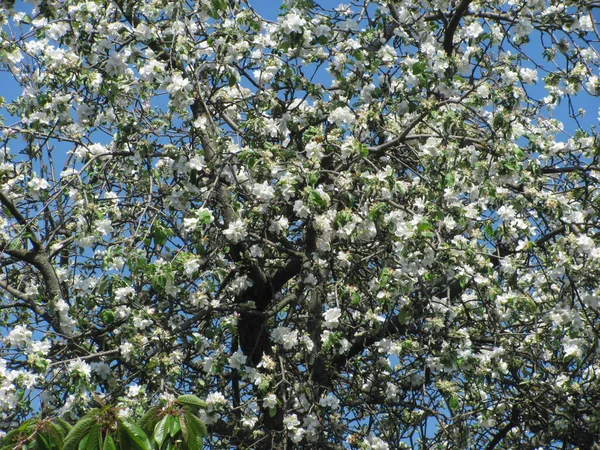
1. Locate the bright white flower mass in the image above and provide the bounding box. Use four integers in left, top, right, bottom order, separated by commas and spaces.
67, 359, 91, 380
280, 11, 306, 34
2, 1, 600, 448
328, 106, 354, 126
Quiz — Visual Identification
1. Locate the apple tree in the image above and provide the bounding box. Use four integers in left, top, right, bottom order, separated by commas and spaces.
1, 0, 600, 449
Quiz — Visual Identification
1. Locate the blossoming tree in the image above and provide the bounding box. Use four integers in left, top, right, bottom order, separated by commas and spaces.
1, 0, 600, 448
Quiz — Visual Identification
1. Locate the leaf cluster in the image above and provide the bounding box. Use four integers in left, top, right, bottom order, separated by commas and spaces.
0, 396, 208, 450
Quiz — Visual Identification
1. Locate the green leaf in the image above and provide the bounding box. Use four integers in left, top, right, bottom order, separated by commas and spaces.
378, 268, 391, 288
417, 220, 434, 232
48, 422, 67, 446
64, 418, 95, 450
100, 310, 115, 324
412, 61, 426, 75
167, 415, 180, 438
398, 308, 410, 325
102, 435, 116, 450
35, 433, 51, 450
448, 394, 459, 411
78, 434, 89, 450
183, 412, 207, 448
198, 210, 213, 225
17, 419, 35, 432
444, 172, 455, 187
84, 425, 100, 450
153, 416, 168, 447
138, 407, 161, 435
185, 414, 208, 436
176, 395, 207, 410
209, 0, 226, 18
56, 418, 73, 435
118, 420, 151, 450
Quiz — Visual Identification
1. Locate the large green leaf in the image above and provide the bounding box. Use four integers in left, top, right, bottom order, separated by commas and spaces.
153, 416, 168, 447
55, 419, 73, 435
176, 395, 207, 410
48, 421, 67, 446
35, 433, 51, 450
102, 435, 116, 450
84, 424, 100, 450
78, 434, 89, 450
183, 412, 207, 450
138, 406, 161, 435
63, 418, 95, 450
166, 415, 180, 438
118, 420, 151, 450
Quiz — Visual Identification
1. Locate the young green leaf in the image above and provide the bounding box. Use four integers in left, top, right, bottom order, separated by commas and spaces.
35, 433, 52, 450
64, 418, 95, 450
102, 435, 116, 450
84, 424, 100, 450
138, 407, 162, 435
176, 395, 207, 410
166, 415, 181, 438
153, 416, 168, 447
118, 420, 151, 450
185, 413, 207, 439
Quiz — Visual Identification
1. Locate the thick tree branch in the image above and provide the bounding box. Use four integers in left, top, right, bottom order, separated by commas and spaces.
484, 406, 520, 450
443, 0, 473, 56
0, 190, 42, 250
0, 205, 67, 335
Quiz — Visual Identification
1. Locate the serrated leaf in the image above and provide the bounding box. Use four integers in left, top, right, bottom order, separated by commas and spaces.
119, 420, 151, 450
166, 415, 180, 438
179, 415, 188, 442
84, 425, 100, 450
138, 407, 161, 435
49, 421, 67, 444
102, 435, 116, 450
185, 414, 208, 437
55, 418, 73, 436
153, 416, 168, 447
176, 395, 207, 410
64, 418, 95, 450
183, 412, 207, 447
78, 434, 89, 450
35, 433, 51, 450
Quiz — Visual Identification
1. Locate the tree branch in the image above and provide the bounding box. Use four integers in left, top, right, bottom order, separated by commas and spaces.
484, 406, 520, 450
0, 190, 42, 250
443, 0, 473, 56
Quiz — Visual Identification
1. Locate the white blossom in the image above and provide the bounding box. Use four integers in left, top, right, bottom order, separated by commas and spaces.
323, 307, 342, 329
328, 106, 354, 127
263, 393, 278, 409
223, 219, 248, 243
229, 351, 247, 370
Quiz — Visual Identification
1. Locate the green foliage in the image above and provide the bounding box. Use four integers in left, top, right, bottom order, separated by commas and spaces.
1, 402, 208, 450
